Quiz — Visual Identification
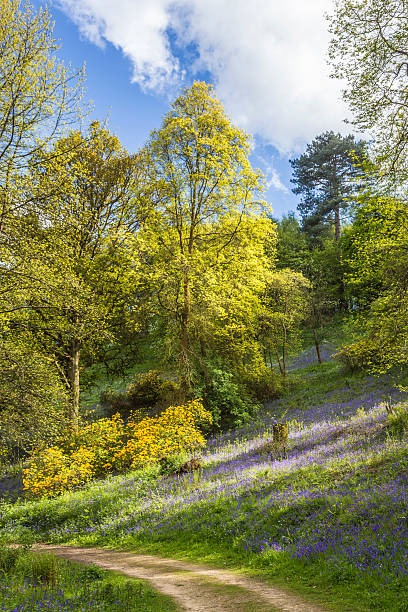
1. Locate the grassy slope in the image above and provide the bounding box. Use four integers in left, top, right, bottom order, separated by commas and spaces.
2, 326, 408, 612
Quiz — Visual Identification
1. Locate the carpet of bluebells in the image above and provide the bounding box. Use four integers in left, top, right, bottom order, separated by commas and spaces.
0, 580, 108, 612
2, 353, 408, 609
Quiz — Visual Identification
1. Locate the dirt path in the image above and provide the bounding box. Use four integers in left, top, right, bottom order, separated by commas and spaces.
34, 544, 327, 612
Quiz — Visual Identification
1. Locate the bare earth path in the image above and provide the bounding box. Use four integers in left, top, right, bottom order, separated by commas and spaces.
34, 544, 327, 612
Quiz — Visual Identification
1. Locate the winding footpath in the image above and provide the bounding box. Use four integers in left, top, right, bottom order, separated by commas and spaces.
34, 544, 327, 612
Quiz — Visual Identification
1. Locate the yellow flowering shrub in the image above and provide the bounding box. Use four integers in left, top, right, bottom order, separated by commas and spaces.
114, 399, 212, 469
57, 413, 125, 476
23, 400, 212, 497
23, 446, 95, 497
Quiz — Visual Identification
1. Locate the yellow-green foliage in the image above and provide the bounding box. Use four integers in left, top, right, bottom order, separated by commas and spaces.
336, 338, 380, 372
23, 400, 212, 497
22, 446, 95, 497
117, 399, 212, 469
102, 370, 179, 420
57, 413, 125, 477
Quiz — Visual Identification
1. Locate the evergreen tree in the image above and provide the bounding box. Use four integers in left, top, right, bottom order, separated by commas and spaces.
290, 131, 366, 242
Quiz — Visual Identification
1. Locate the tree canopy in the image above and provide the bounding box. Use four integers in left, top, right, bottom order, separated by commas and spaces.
328, 0, 408, 182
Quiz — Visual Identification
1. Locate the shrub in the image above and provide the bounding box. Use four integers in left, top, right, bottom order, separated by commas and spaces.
0, 546, 20, 573
158, 452, 189, 476
335, 338, 380, 372
241, 366, 283, 402
23, 446, 95, 497
101, 370, 179, 420
23, 400, 211, 496
388, 403, 408, 439
57, 414, 125, 477
0, 340, 68, 466
16, 552, 58, 586
199, 368, 255, 430
115, 399, 212, 469
127, 371, 179, 415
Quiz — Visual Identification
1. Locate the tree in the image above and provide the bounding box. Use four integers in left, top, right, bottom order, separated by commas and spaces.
17, 122, 143, 426
0, 337, 68, 464
328, 0, 408, 182
290, 131, 366, 242
0, 0, 84, 235
139, 82, 268, 397
0, 0, 85, 365
275, 212, 311, 273
341, 191, 408, 371
259, 269, 310, 378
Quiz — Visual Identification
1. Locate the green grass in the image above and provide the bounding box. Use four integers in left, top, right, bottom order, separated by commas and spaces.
301, 312, 356, 348
2, 433, 407, 611
0, 544, 179, 611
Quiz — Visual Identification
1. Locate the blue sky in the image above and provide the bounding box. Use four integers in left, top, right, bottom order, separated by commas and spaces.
41, 0, 350, 218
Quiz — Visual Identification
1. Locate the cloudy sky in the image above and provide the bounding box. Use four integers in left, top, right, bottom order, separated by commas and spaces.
44, 0, 349, 217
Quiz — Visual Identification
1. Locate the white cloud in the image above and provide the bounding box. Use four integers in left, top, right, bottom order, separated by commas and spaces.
55, 0, 349, 153
55, 0, 179, 90
268, 168, 289, 194
253, 149, 289, 193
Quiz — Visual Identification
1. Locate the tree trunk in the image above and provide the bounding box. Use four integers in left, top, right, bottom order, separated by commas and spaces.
313, 328, 322, 364
273, 345, 284, 377
334, 203, 341, 241
180, 276, 191, 402
282, 323, 287, 378
69, 340, 81, 429
271, 423, 289, 460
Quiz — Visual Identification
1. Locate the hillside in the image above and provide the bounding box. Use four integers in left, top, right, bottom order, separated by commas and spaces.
2, 354, 408, 611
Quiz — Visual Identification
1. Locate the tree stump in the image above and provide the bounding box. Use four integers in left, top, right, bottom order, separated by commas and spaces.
271, 423, 289, 460
175, 457, 201, 475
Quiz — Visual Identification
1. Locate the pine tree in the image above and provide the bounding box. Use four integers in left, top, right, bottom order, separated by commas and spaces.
290, 131, 366, 242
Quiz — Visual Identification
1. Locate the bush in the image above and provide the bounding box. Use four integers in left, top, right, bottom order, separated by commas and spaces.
335, 338, 380, 372
388, 403, 408, 439
117, 399, 212, 469
57, 414, 125, 477
199, 368, 255, 430
23, 446, 95, 497
23, 400, 212, 496
0, 546, 20, 573
0, 340, 68, 466
158, 452, 189, 476
241, 366, 283, 402
16, 552, 58, 586
101, 370, 179, 421
0, 546, 58, 587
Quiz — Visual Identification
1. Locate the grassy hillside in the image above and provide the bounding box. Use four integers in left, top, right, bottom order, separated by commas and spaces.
2, 351, 408, 611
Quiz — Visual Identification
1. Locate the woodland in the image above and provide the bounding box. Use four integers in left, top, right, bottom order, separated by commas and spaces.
1, 1, 408, 611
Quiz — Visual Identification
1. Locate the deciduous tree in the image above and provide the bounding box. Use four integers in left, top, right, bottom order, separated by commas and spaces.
20, 122, 143, 426
328, 0, 408, 182
0, 0, 84, 235
139, 82, 268, 398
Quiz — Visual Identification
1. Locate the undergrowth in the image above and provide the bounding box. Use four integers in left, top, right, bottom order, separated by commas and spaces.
0, 543, 178, 611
